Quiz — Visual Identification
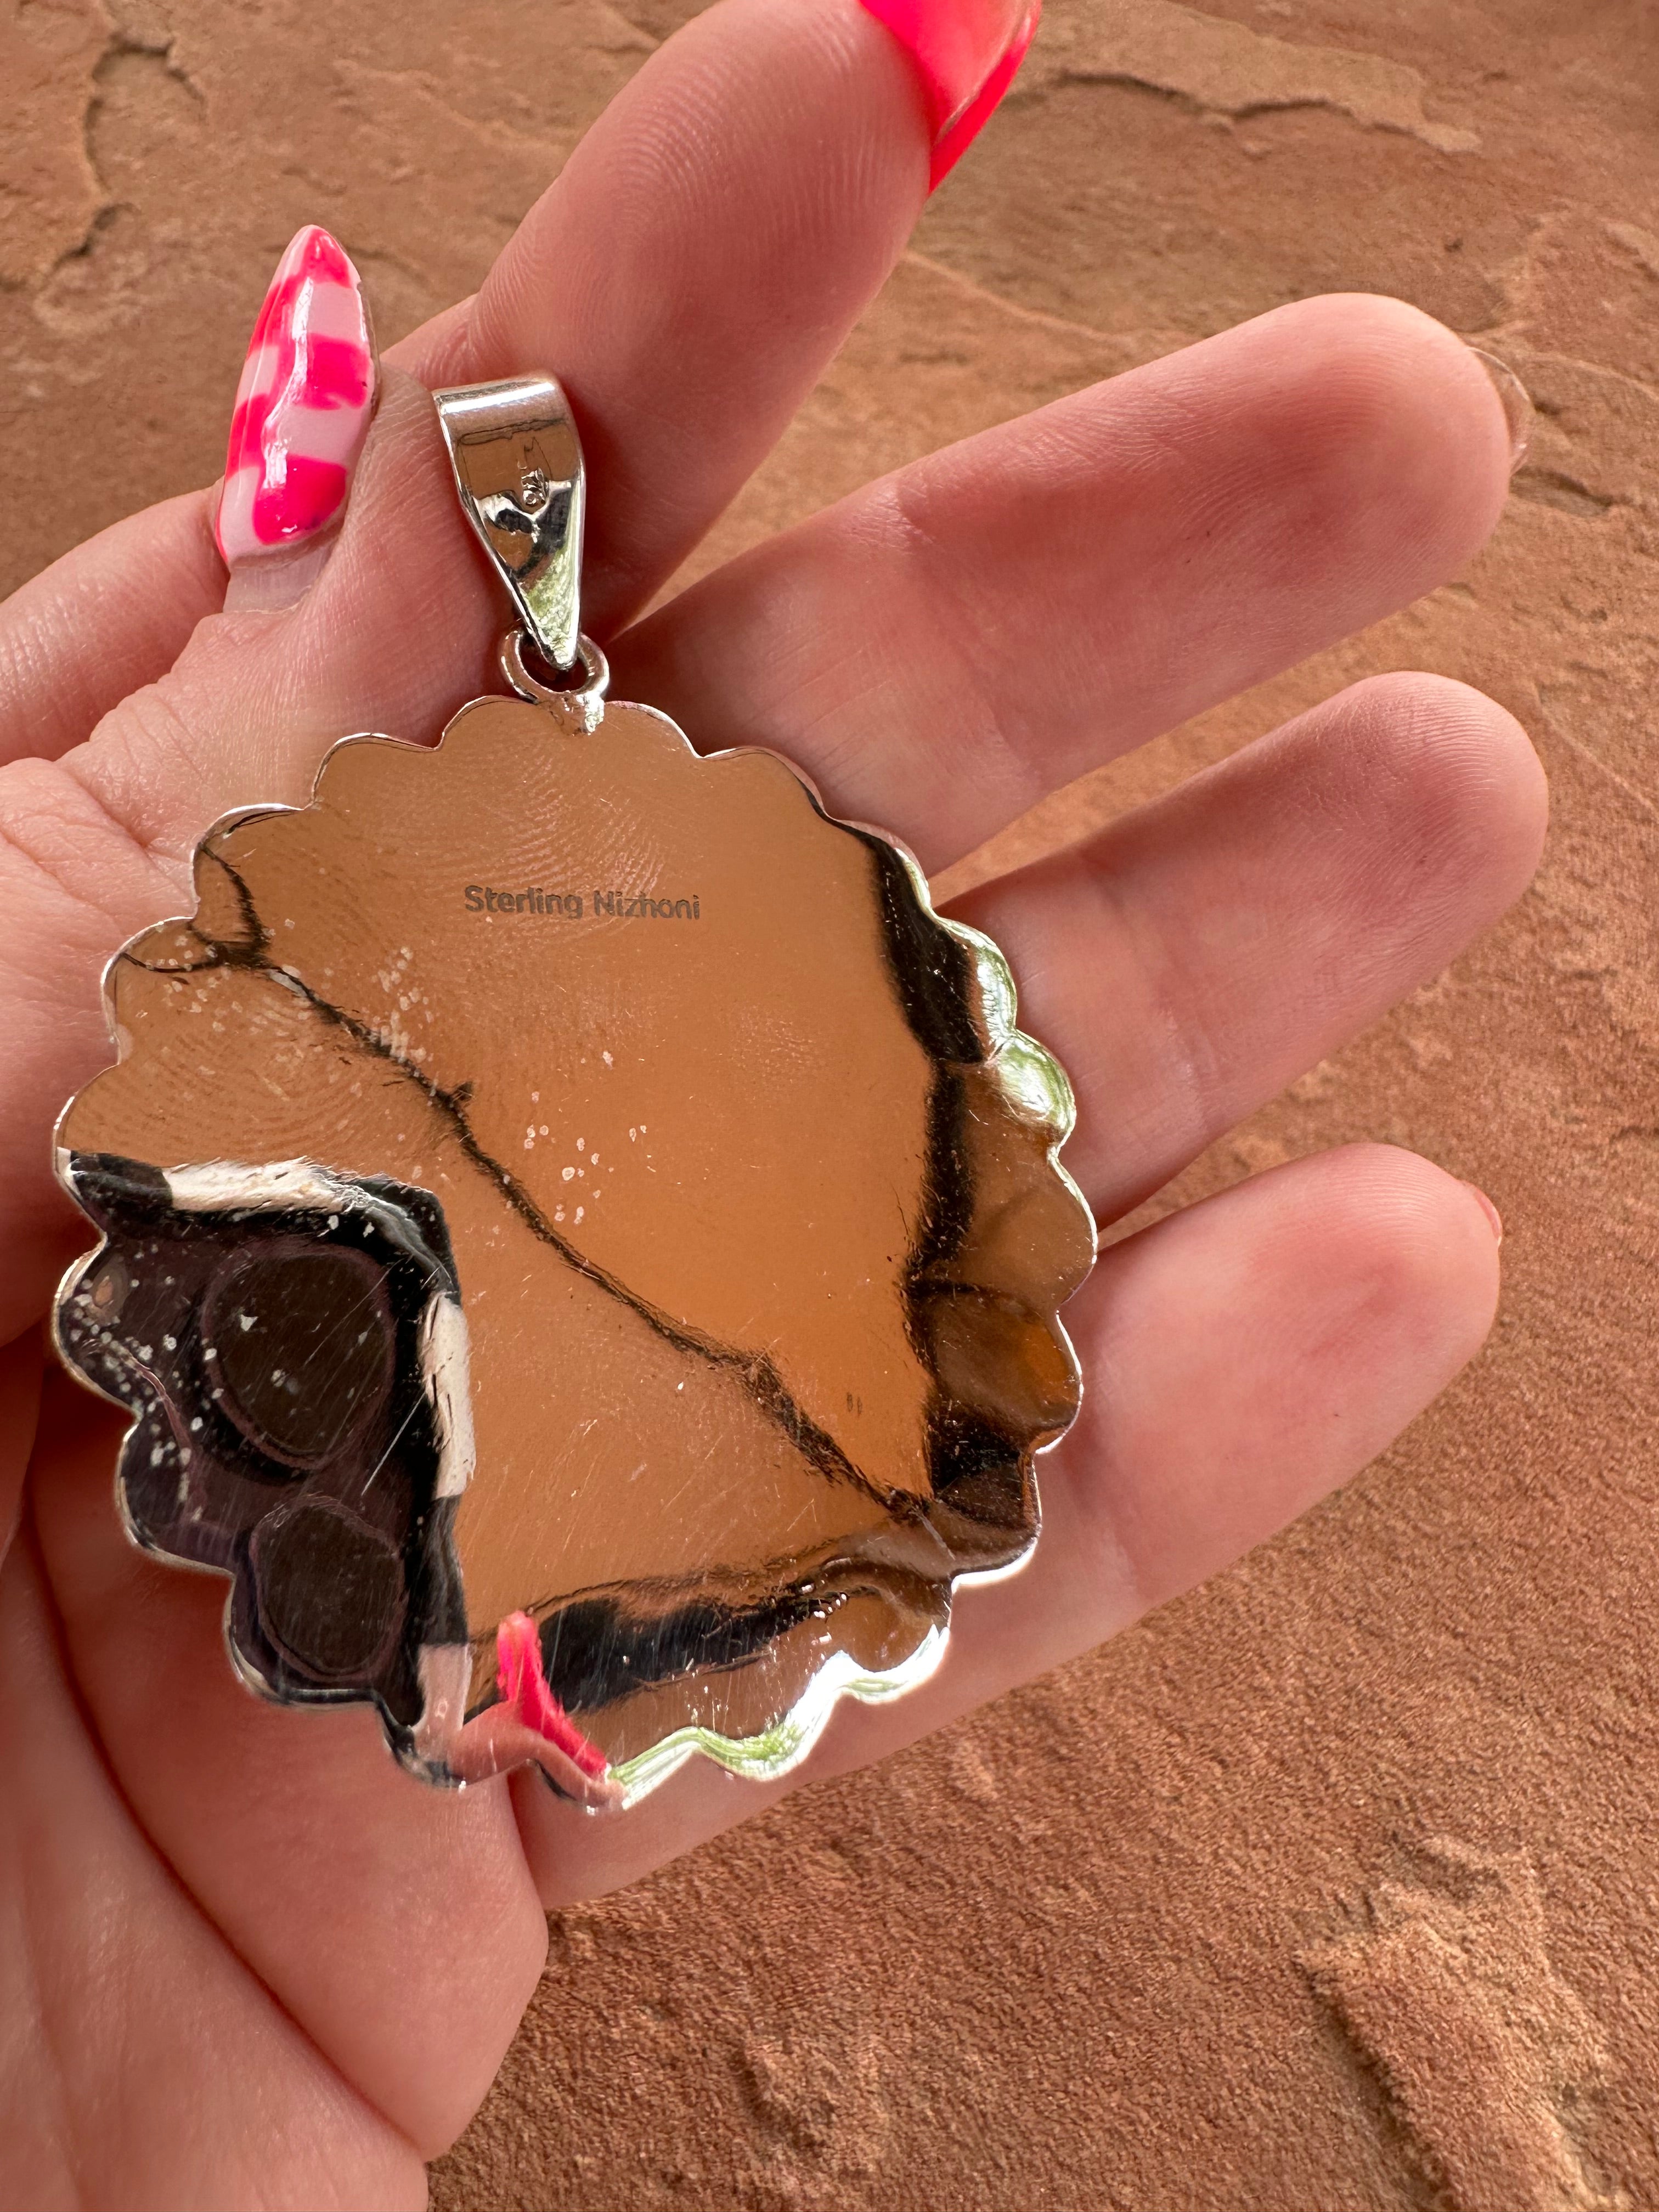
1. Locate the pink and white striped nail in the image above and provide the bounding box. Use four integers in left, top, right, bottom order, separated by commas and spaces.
214, 225, 375, 571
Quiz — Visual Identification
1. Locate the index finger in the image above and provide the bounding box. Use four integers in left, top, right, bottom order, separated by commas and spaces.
0, 0, 930, 769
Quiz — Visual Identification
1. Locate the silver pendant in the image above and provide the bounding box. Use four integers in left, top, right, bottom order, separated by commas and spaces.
52, 377, 1096, 1807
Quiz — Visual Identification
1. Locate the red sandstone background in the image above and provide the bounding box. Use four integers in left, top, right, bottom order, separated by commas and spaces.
4, 1, 1655, 2203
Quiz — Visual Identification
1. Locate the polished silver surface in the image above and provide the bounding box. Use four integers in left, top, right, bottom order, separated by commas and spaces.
52, 375, 1097, 1810
436, 375, 586, 672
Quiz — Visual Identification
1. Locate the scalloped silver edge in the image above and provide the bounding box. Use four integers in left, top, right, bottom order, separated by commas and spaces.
50, 693, 1098, 1807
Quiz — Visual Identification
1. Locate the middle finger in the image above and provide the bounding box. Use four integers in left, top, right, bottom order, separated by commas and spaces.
618, 290, 1520, 873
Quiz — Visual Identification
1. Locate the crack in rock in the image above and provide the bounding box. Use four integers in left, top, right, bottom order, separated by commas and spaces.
1029, 0, 1480, 155
1513, 467, 1617, 519
0, 0, 109, 286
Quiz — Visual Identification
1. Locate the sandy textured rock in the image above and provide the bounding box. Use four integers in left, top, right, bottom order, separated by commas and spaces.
4, 0, 1657, 2203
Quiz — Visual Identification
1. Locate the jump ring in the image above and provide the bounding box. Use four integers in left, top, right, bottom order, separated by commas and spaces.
498, 628, 610, 713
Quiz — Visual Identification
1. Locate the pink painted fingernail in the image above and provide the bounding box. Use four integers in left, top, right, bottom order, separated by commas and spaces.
214, 225, 375, 575
495, 1610, 610, 1780
860, 0, 1039, 188
1465, 347, 1534, 475
1462, 1181, 1504, 1244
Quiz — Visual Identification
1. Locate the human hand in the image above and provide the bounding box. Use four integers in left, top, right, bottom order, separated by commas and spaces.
0, 1, 1545, 2202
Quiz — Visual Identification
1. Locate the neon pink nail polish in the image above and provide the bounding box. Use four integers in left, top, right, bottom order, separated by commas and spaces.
860, 0, 1039, 187
214, 225, 375, 568
495, 1610, 610, 1779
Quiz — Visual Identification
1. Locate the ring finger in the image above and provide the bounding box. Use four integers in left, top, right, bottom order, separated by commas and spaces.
958, 665, 1545, 1222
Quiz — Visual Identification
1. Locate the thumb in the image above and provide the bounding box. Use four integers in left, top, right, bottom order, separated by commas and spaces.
0, 279, 499, 1340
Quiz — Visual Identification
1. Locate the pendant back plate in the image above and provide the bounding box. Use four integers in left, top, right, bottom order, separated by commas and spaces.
54, 693, 1094, 1805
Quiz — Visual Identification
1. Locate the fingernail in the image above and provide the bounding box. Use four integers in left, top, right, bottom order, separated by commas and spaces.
495, 1612, 610, 1779
1462, 1181, 1504, 1244
1466, 347, 1533, 475
214, 225, 376, 599
860, 0, 1039, 189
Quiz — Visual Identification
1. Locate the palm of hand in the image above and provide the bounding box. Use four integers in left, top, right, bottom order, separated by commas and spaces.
0, 3, 1543, 2203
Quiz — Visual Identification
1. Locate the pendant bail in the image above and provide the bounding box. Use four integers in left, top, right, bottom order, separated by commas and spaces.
435, 375, 586, 673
